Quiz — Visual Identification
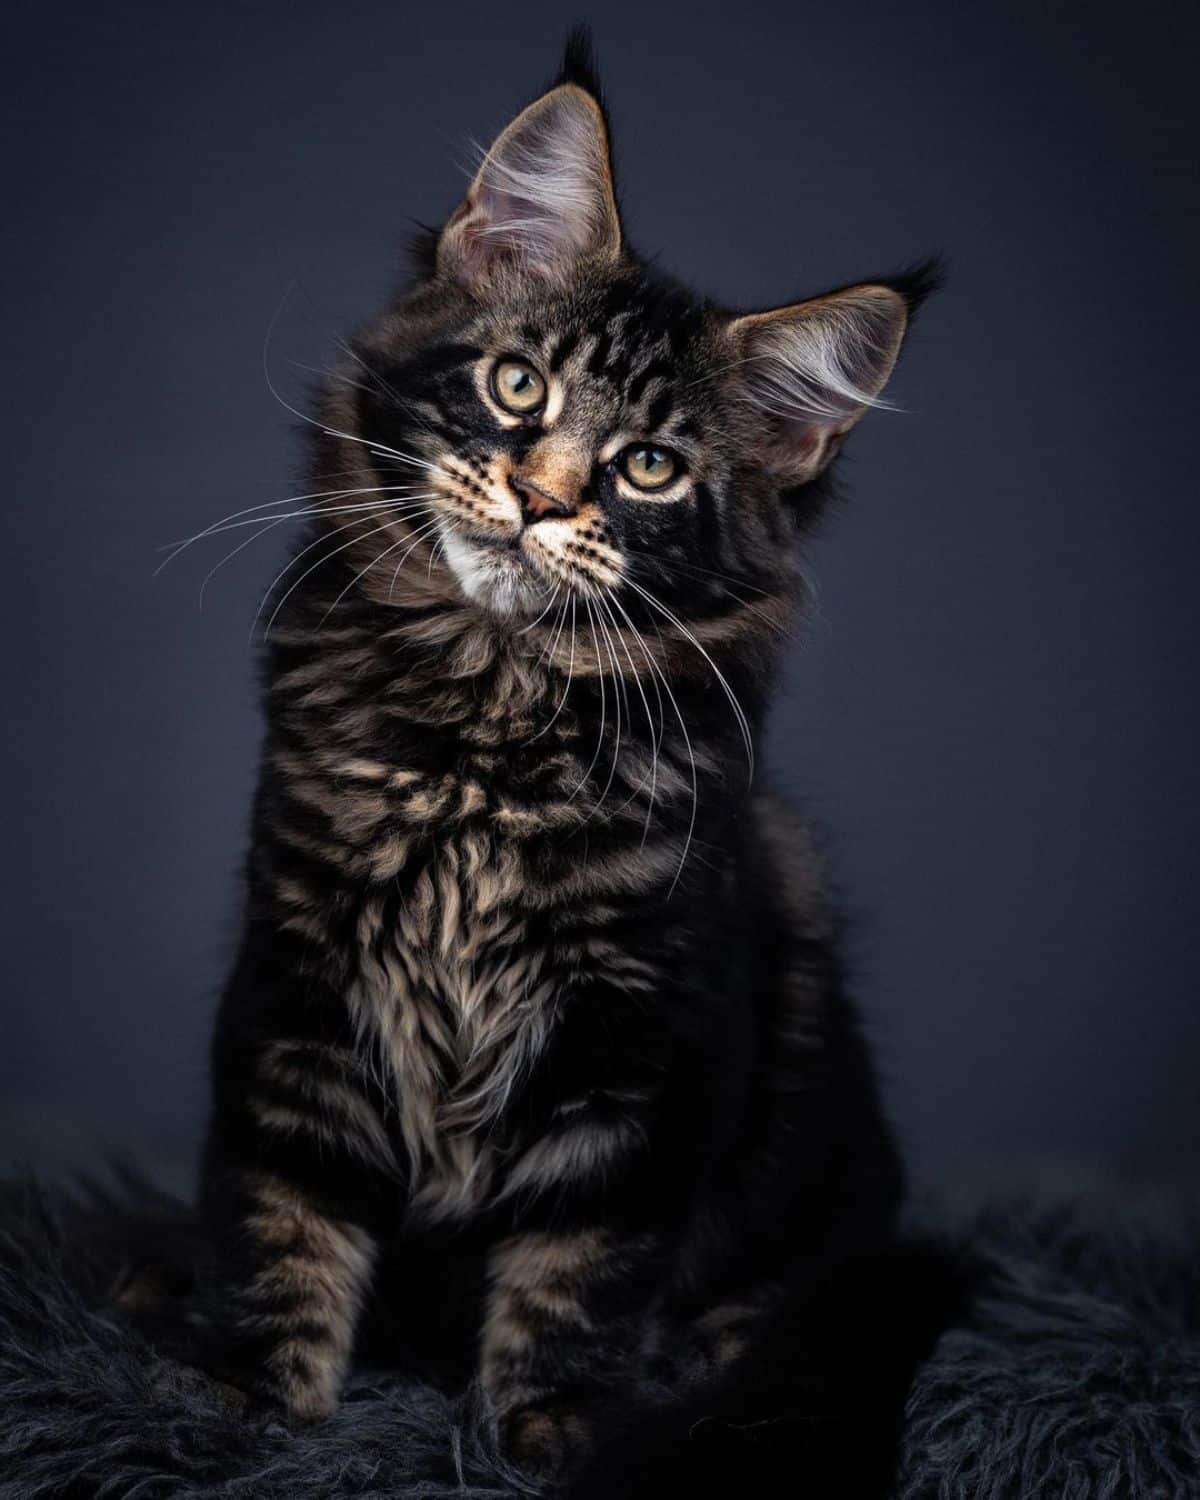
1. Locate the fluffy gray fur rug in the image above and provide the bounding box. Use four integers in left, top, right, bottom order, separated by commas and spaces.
0, 1174, 1196, 1498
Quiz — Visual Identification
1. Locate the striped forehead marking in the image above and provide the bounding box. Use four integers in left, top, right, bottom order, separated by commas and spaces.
545, 320, 680, 425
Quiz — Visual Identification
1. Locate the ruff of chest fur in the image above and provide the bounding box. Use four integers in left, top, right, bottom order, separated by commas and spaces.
261, 575, 716, 1223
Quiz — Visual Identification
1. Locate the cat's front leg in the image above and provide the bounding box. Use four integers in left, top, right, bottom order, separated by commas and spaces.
201, 970, 401, 1421
204, 1165, 379, 1420
481, 1225, 663, 1473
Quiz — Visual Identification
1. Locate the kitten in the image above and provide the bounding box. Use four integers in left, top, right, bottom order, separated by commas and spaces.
198, 31, 937, 1478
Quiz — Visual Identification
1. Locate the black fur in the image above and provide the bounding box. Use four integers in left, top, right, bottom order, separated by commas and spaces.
187, 30, 944, 1484
4, 1175, 1199, 1497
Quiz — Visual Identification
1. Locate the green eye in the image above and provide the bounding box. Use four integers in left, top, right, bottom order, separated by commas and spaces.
620, 444, 679, 491
491, 358, 547, 415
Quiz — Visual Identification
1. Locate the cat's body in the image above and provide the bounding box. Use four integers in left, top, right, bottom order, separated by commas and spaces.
199, 35, 937, 1478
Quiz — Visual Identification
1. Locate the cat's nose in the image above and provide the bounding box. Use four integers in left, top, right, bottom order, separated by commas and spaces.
511, 473, 578, 523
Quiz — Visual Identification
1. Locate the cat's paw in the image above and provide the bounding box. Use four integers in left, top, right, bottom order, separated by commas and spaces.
646, 1300, 759, 1393
499, 1400, 593, 1477
209, 1376, 254, 1415
201, 1346, 338, 1425
110, 1257, 194, 1318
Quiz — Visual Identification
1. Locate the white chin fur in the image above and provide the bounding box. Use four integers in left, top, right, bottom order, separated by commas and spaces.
439, 526, 544, 619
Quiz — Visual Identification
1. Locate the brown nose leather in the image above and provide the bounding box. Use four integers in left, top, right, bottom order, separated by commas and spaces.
511, 474, 577, 522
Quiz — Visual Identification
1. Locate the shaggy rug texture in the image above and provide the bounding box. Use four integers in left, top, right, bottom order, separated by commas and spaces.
0, 1172, 1196, 1498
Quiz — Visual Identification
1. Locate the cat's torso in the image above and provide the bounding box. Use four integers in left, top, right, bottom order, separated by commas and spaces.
240, 597, 742, 1234
191, 33, 928, 1455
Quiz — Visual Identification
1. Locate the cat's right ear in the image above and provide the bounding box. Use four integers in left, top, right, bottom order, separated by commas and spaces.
437, 81, 622, 291
727, 286, 910, 485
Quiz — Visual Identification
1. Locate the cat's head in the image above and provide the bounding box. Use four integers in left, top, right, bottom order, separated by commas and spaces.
319, 33, 936, 633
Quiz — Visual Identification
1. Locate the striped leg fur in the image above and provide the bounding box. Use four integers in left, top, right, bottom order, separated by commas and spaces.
481, 1228, 660, 1472
205, 1172, 378, 1420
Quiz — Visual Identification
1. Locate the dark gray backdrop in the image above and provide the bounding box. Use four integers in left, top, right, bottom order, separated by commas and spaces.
4, 0, 1197, 1197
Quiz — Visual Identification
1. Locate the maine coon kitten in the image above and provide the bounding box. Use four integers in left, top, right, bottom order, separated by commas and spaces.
199, 34, 937, 1477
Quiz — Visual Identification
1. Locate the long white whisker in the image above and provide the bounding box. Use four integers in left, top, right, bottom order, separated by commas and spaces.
568, 599, 608, 806
623, 544, 777, 601
233, 500, 437, 617
196, 498, 438, 611
515, 583, 562, 637
182, 492, 437, 554
322, 513, 444, 623
623, 577, 755, 784
591, 597, 627, 816
611, 593, 698, 894
365, 446, 438, 470
288, 358, 378, 398
597, 594, 632, 726
389, 513, 448, 586
599, 594, 659, 845
535, 590, 571, 673
255, 509, 426, 642
586, 596, 627, 819
631, 552, 793, 639
332, 335, 406, 410
387, 513, 449, 602
527, 595, 576, 745
260, 283, 441, 475
156, 483, 437, 570
624, 602, 667, 757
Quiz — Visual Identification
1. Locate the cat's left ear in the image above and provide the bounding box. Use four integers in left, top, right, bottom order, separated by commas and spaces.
438, 79, 621, 290
727, 285, 910, 484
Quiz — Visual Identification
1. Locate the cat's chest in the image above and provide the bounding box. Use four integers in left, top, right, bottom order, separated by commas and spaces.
342, 809, 557, 1220
268, 734, 632, 1219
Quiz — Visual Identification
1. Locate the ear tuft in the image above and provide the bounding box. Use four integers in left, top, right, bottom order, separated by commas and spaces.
557, 24, 604, 99
438, 76, 620, 291
877, 254, 947, 322
730, 285, 911, 484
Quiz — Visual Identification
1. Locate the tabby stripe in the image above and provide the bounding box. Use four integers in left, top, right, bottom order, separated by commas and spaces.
548, 329, 580, 371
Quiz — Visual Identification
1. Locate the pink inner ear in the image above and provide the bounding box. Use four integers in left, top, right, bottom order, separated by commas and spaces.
441, 86, 619, 287
763, 416, 831, 482
733, 286, 908, 482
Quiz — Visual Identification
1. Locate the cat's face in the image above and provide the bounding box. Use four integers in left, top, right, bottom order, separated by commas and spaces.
355, 272, 752, 622
321, 51, 922, 631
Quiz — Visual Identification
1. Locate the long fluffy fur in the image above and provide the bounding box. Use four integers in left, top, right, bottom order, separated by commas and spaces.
2, 1175, 1198, 1496
188, 27, 941, 1484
